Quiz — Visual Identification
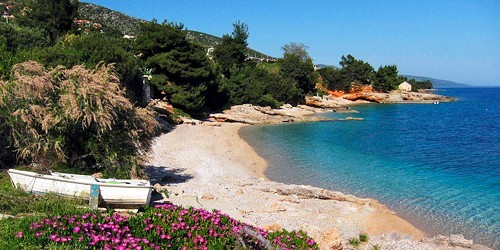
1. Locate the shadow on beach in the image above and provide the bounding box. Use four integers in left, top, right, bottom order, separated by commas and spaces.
145, 165, 193, 185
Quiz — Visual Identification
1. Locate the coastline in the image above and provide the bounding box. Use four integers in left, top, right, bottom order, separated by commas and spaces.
147, 122, 471, 249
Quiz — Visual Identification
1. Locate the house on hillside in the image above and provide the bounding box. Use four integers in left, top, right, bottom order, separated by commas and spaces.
399, 81, 412, 91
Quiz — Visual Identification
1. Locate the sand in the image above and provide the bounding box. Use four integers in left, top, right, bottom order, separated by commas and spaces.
145, 123, 481, 249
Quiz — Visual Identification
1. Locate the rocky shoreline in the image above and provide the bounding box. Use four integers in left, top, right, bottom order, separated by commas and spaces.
146, 91, 493, 249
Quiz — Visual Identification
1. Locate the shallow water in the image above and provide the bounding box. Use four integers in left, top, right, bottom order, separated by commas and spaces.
240, 88, 500, 248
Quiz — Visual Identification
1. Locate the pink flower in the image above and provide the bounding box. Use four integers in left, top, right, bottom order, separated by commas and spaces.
16, 231, 23, 239
73, 226, 81, 233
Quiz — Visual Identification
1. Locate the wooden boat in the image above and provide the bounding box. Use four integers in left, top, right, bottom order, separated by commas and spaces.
7, 169, 153, 208
50, 172, 150, 186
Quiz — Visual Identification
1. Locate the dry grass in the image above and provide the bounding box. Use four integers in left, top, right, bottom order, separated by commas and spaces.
0, 61, 159, 177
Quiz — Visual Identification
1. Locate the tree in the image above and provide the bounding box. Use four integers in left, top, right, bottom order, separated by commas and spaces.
213, 21, 249, 77
339, 54, 375, 86
281, 42, 310, 62
0, 22, 50, 78
373, 65, 399, 92
318, 67, 350, 92
408, 79, 433, 91
17, 0, 78, 41
279, 42, 315, 97
0, 61, 159, 177
136, 20, 213, 113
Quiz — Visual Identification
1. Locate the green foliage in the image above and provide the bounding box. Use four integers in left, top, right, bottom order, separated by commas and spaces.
16, 0, 78, 41
0, 61, 159, 178
23, 33, 142, 98
349, 237, 361, 246
0, 22, 50, 53
0, 22, 50, 79
318, 67, 350, 92
213, 21, 249, 77
220, 66, 302, 109
359, 233, 369, 242
373, 244, 381, 250
339, 54, 375, 86
373, 65, 401, 92
279, 53, 315, 96
408, 79, 433, 91
281, 42, 310, 62
0, 203, 318, 249
348, 233, 369, 247
137, 20, 213, 113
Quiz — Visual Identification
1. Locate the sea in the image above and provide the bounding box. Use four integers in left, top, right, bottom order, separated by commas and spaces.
240, 87, 499, 248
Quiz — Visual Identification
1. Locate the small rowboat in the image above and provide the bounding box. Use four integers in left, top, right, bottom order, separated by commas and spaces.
7, 169, 153, 208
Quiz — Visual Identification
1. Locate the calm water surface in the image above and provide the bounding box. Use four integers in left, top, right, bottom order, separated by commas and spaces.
240, 88, 499, 248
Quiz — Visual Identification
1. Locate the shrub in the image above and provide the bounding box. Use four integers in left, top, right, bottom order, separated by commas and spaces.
4, 204, 318, 249
0, 61, 159, 177
349, 237, 360, 246
359, 233, 369, 242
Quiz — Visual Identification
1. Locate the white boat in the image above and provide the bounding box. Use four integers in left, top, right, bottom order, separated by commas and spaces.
51, 172, 150, 186
7, 169, 153, 208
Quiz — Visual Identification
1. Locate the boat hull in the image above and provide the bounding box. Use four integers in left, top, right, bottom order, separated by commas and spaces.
7, 169, 152, 208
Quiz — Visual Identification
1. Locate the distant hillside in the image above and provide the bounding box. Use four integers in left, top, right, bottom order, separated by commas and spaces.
315, 64, 339, 69
78, 3, 145, 35
403, 75, 470, 88
79, 2, 274, 59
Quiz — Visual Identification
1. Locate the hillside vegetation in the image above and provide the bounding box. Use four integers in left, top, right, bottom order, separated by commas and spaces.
1, 0, 438, 175
403, 75, 470, 88
78, 3, 274, 59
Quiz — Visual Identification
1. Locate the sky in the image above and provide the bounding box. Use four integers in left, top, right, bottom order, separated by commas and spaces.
84, 0, 500, 86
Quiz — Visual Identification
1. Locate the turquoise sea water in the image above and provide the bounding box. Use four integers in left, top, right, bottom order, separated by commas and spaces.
240, 88, 499, 248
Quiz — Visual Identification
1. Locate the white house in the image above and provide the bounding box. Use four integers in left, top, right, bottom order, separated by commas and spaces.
399, 81, 412, 91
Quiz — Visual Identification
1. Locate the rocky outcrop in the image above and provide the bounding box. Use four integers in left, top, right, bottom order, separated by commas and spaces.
342, 92, 389, 103
209, 104, 338, 125
419, 234, 492, 249
313, 228, 343, 250
258, 183, 391, 213
316, 90, 458, 104
398, 91, 458, 102
306, 96, 357, 109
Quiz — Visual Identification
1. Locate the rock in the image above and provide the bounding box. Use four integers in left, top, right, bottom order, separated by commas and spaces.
399, 91, 458, 102
306, 95, 352, 108
269, 203, 286, 212
313, 228, 343, 250
201, 192, 215, 200
449, 234, 474, 248
149, 99, 174, 114
261, 223, 283, 232
209, 104, 333, 125
342, 92, 388, 103
423, 234, 477, 249
179, 117, 202, 125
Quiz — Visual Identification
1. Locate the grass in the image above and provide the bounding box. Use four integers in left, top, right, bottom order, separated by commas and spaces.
349, 237, 360, 246
348, 233, 370, 247
359, 233, 369, 242
0, 171, 88, 216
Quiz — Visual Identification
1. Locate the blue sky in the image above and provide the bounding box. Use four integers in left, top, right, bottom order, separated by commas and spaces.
84, 0, 499, 86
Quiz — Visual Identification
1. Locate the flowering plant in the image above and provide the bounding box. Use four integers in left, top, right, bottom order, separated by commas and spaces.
13, 204, 317, 249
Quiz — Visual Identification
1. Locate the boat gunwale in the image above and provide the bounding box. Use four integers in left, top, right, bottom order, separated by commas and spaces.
7, 169, 153, 189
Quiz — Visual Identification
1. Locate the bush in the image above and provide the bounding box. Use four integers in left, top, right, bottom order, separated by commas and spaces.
2, 204, 318, 249
359, 233, 369, 242
349, 237, 360, 246
0, 61, 159, 177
